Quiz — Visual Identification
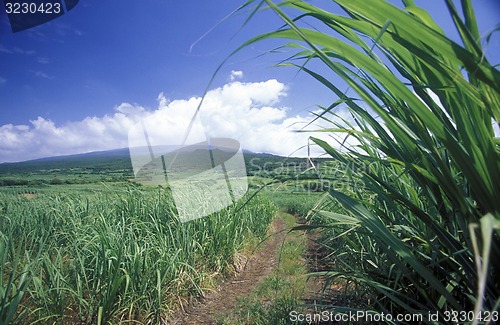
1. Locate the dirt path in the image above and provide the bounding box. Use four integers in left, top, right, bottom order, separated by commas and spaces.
171, 217, 288, 325
302, 226, 338, 307
301, 222, 355, 313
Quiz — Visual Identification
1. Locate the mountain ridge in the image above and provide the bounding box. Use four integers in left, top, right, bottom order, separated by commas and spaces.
0, 147, 288, 174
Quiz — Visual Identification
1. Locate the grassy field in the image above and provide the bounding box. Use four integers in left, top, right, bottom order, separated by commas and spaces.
0, 183, 276, 323
0, 146, 336, 324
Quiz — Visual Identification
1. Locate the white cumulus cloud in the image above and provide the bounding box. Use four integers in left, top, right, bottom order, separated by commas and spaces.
229, 70, 244, 81
0, 79, 341, 163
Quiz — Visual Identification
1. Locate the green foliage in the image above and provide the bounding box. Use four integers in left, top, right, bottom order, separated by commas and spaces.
0, 188, 276, 323
241, 0, 500, 321
0, 237, 33, 324
268, 192, 322, 217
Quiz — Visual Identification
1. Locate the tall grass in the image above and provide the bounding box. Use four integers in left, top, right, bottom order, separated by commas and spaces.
268, 191, 322, 217
0, 187, 275, 323
240, 0, 499, 322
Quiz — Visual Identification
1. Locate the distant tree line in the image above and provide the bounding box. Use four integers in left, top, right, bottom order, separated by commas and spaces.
0, 176, 128, 186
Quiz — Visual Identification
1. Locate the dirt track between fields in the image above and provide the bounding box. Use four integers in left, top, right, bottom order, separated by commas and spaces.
171, 217, 288, 325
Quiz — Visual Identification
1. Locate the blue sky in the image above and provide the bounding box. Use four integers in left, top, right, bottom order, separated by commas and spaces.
0, 0, 499, 162
0, 1, 286, 124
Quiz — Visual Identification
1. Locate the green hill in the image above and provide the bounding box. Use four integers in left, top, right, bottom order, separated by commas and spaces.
0, 147, 314, 186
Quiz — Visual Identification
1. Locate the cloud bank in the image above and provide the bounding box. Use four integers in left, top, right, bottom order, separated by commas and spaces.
0, 79, 335, 163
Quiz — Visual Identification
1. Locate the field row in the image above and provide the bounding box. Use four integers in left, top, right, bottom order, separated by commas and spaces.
0, 187, 276, 324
